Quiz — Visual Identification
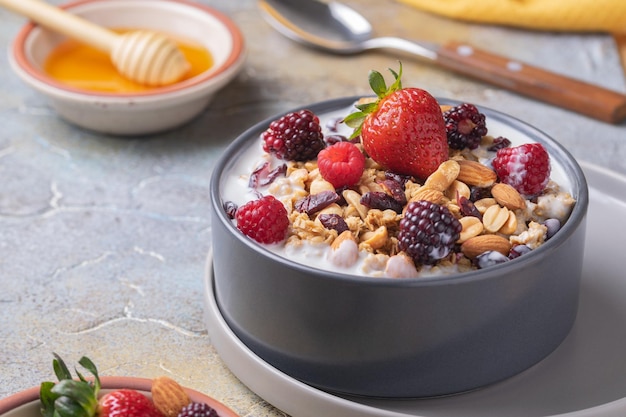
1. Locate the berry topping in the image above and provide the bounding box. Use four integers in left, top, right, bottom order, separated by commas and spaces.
235, 195, 289, 244
443, 103, 488, 150
492, 143, 551, 196
99, 389, 164, 417
295, 190, 341, 215
344, 63, 448, 179
543, 218, 561, 239
317, 141, 366, 188
360, 191, 404, 213
39, 354, 164, 417
398, 200, 462, 265
261, 109, 325, 161
487, 136, 512, 152
318, 213, 350, 234
177, 402, 218, 417
474, 250, 509, 269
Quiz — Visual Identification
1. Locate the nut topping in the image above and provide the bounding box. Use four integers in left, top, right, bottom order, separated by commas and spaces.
491, 183, 527, 211
461, 234, 512, 259
456, 160, 497, 187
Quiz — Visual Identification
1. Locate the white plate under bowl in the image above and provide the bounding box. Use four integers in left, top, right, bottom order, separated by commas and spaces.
204, 160, 626, 417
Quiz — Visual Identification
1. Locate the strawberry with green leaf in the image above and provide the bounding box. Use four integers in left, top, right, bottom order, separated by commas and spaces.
344, 63, 448, 179
40, 354, 163, 417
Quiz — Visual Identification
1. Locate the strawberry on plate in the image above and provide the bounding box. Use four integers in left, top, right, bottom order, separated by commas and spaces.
40, 354, 164, 417
37, 354, 231, 417
99, 389, 164, 417
344, 63, 449, 179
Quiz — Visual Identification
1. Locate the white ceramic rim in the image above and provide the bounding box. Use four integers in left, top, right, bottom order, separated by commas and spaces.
9, 0, 246, 103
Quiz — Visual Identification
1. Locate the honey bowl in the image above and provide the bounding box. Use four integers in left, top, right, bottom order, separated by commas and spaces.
8, 0, 246, 135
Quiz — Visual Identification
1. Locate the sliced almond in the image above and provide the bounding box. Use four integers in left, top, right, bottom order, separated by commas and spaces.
461, 234, 511, 259
491, 183, 526, 211
151, 376, 190, 417
457, 160, 497, 187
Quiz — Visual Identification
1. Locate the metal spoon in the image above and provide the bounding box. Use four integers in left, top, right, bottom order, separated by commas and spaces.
259, 0, 626, 124
1, 0, 190, 87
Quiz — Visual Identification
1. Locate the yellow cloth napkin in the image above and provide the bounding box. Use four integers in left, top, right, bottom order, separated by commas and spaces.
398, 0, 626, 33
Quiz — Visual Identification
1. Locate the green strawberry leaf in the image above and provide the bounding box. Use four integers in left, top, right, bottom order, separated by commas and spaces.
52, 353, 72, 381
388, 66, 402, 92
355, 101, 378, 114
53, 396, 91, 417
40, 381, 59, 417
368, 70, 387, 97
40, 355, 100, 417
50, 380, 98, 417
343, 111, 366, 128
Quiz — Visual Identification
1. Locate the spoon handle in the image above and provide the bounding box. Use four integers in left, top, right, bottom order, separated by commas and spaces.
0, 0, 118, 52
435, 41, 626, 124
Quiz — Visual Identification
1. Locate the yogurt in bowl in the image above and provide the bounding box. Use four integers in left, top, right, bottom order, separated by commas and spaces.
210, 91, 588, 398
221, 98, 575, 279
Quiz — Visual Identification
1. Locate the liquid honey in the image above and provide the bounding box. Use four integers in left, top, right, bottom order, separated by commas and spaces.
44, 30, 213, 93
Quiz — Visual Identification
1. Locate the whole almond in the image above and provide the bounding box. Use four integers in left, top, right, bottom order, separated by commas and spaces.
491, 183, 526, 211
456, 160, 497, 187
461, 234, 511, 259
151, 376, 190, 417
408, 187, 444, 205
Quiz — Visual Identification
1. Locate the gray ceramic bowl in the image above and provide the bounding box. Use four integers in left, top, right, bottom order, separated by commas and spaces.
210, 96, 588, 398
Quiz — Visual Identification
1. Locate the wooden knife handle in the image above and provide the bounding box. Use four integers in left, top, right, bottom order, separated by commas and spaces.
436, 41, 626, 124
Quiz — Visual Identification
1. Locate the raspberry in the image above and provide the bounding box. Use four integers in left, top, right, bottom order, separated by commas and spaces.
177, 402, 218, 417
235, 195, 289, 244
398, 200, 462, 265
443, 103, 487, 150
261, 109, 325, 161
317, 141, 365, 188
492, 143, 551, 196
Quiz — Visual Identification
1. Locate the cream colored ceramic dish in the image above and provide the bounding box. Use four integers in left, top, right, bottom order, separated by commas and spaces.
0, 376, 239, 417
8, 0, 246, 135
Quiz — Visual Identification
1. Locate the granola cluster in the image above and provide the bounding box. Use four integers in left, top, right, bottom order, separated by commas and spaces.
258, 134, 575, 277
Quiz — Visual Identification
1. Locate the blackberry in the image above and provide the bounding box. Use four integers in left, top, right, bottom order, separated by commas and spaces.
261, 109, 325, 161
177, 402, 218, 417
398, 200, 462, 265
443, 103, 487, 150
